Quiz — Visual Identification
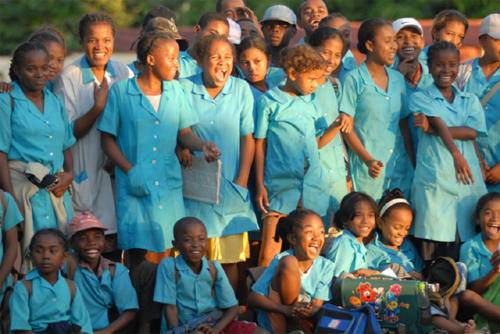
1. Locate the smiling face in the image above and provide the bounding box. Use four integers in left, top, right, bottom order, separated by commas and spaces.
173, 222, 208, 267
315, 36, 343, 75
149, 39, 180, 81
81, 23, 114, 69
74, 229, 105, 266
367, 24, 397, 66
395, 27, 423, 62
201, 39, 233, 88
289, 214, 325, 261
15, 49, 49, 92
429, 49, 459, 89
477, 198, 500, 242
344, 200, 376, 242
434, 20, 466, 49
239, 47, 269, 83
31, 234, 67, 276
378, 207, 413, 250
299, 0, 328, 35
44, 41, 65, 81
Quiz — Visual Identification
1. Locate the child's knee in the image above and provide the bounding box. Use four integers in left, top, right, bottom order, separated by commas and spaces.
277, 255, 299, 273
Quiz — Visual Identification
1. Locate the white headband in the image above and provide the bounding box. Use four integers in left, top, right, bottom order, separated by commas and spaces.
380, 198, 410, 217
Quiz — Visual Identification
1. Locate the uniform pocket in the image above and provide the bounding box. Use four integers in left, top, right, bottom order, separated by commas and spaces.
127, 165, 151, 197
214, 177, 250, 216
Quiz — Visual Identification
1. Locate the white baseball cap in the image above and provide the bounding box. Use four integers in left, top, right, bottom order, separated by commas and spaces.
392, 17, 423, 36
227, 18, 241, 45
261, 5, 297, 26
479, 13, 500, 39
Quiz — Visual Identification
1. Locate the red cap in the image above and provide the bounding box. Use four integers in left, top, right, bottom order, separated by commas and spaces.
69, 212, 107, 237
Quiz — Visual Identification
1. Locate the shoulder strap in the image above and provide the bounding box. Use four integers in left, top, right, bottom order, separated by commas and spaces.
21, 279, 32, 297
207, 260, 216, 290
65, 253, 78, 280
9, 94, 14, 111
64, 278, 76, 304
109, 263, 116, 281
173, 258, 179, 283
481, 80, 500, 107
0, 190, 6, 232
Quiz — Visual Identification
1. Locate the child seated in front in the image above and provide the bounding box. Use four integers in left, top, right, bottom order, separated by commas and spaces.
154, 217, 267, 334
67, 212, 138, 333
248, 209, 335, 334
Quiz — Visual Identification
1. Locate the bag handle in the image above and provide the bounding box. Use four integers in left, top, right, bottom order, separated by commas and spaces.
363, 274, 400, 280
481, 80, 500, 107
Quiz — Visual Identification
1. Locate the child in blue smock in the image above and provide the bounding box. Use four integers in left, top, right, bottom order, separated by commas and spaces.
325, 192, 381, 278
179, 34, 258, 288
308, 26, 354, 215
410, 42, 487, 262
98, 32, 220, 259
9, 229, 92, 333
460, 193, 500, 331
0, 191, 22, 302
67, 212, 138, 332
460, 13, 500, 193
0, 41, 75, 273
178, 12, 229, 79
366, 189, 424, 278
248, 209, 335, 334
340, 18, 413, 203
154, 217, 263, 334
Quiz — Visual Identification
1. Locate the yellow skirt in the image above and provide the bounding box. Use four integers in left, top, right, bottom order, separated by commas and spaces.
207, 232, 250, 264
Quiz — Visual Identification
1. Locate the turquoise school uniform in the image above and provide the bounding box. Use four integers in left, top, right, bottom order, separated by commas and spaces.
252, 249, 334, 333
179, 74, 258, 238
97, 77, 198, 251
0, 192, 23, 301
73, 260, 138, 330
366, 233, 424, 273
340, 62, 413, 202
339, 49, 357, 81
9, 269, 92, 333
178, 50, 201, 79
463, 58, 500, 193
0, 82, 75, 231
254, 86, 331, 218
312, 78, 349, 213
410, 84, 487, 242
154, 256, 237, 331
326, 230, 368, 276
460, 232, 494, 282
127, 60, 140, 76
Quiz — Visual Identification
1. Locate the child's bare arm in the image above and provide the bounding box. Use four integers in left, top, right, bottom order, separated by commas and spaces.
447, 127, 477, 140
254, 138, 269, 213
212, 305, 239, 334
317, 113, 353, 149
0, 227, 19, 288
427, 116, 474, 185
73, 80, 109, 139
165, 304, 179, 329
94, 309, 136, 334
101, 132, 133, 174
469, 250, 500, 294
234, 134, 255, 188
178, 127, 220, 162
399, 118, 415, 168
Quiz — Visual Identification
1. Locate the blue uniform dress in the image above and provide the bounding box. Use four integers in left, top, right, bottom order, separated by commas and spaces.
73, 260, 139, 330
326, 230, 369, 276
252, 249, 335, 333
0, 82, 75, 231
312, 78, 350, 214
463, 58, 500, 193
0, 192, 23, 301
178, 50, 202, 79
9, 269, 92, 333
339, 49, 357, 81
340, 62, 413, 202
366, 233, 424, 273
127, 60, 140, 76
154, 256, 238, 332
254, 86, 331, 219
179, 74, 259, 238
97, 77, 198, 251
410, 84, 488, 242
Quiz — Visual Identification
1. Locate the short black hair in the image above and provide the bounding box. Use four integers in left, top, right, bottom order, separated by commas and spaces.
9, 41, 48, 82
427, 41, 459, 68
79, 12, 116, 41
173, 217, 206, 240
198, 12, 229, 30
30, 228, 68, 254
334, 192, 379, 229
357, 18, 390, 55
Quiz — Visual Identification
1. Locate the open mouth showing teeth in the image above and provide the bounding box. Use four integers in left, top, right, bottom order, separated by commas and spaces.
215, 69, 228, 81
403, 48, 415, 53
486, 223, 500, 233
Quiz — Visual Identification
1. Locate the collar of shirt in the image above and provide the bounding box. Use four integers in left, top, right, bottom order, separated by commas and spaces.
428, 82, 465, 103
78, 256, 114, 279
10, 81, 50, 101
80, 56, 117, 84
342, 229, 367, 255
358, 62, 399, 96
175, 254, 211, 277
191, 72, 234, 101
473, 232, 492, 258
25, 268, 65, 285
266, 85, 313, 104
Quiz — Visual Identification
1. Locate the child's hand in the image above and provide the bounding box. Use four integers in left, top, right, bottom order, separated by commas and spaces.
413, 113, 430, 132
336, 113, 353, 134
0, 82, 14, 93
486, 163, 500, 185
176, 146, 192, 168
50, 171, 74, 197
202, 142, 221, 162
452, 151, 474, 185
397, 57, 419, 76
93, 78, 109, 112
256, 185, 269, 213
490, 250, 500, 273
193, 323, 215, 334
366, 160, 384, 179
293, 301, 314, 319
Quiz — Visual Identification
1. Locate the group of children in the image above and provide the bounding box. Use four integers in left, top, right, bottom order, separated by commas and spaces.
0, 0, 499, 332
